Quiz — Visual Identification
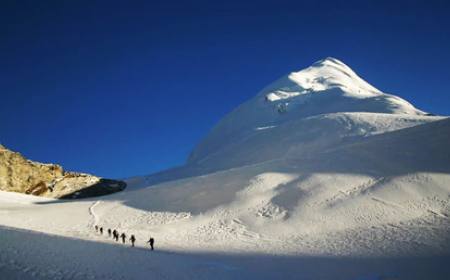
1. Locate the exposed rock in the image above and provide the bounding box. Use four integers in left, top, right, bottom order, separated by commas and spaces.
0, 145, 126, 198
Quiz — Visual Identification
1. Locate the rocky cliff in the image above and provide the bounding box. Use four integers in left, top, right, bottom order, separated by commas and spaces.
0, 144, 126, 198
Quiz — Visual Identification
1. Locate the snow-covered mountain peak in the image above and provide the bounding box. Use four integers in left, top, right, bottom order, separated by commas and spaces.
311, 56, 353, 70
188, 58, 429, 168
309, 56, 354, 74
264, 57, 381, 102
312, 56, 343, 65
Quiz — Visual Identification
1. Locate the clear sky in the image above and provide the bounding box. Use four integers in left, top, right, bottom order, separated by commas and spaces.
1, 0, 450, 179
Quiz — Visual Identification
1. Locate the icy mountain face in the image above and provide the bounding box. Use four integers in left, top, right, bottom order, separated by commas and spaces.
188, 58, 428, 169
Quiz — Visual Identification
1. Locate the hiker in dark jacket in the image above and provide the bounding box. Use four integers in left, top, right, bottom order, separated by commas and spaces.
99, 227, 103, 235
113, 230, 119, 241
130, 235, 136, 247
120, 232, 126, 244
147, 237, 154, 250
95, 225, 98, 232
107, 228, 112, 237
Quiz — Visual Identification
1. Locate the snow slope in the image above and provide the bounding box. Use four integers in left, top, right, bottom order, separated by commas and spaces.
1, 58, 449, 279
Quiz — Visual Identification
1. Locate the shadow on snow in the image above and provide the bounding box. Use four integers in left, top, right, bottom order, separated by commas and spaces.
1, 226, 449, 280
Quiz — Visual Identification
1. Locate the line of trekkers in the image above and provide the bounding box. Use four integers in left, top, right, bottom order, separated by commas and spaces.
94, 225, 154, 250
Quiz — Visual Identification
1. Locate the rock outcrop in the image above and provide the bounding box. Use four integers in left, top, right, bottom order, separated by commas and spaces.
0, 144, 126, 198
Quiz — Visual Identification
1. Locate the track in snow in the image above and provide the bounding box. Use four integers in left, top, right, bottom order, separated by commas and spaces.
88, 201, 101, 228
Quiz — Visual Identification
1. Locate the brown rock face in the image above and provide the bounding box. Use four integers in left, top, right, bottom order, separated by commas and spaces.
0, 145, 126, 198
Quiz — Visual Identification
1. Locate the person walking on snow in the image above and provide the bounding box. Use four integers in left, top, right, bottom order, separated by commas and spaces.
120, 232, 126, 244
147, 237, 154, 250
95, 225, 98, 232
130, 235, 136, 247
107, 228, 112, 237
113, 229, 119, 242
99, 227, 103, 235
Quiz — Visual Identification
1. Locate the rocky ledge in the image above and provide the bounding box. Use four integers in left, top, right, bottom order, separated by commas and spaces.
0, 144, 126, 199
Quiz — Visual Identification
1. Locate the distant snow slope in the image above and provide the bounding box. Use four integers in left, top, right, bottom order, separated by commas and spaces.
1, 58, 449, 279
185, 112, 442, 172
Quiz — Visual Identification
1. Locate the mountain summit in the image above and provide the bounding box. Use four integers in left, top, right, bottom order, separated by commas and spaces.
188, 58, 429, 169
264, 57, 382, 101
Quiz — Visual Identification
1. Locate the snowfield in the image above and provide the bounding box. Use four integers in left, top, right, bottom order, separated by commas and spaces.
1, 58, 450, 279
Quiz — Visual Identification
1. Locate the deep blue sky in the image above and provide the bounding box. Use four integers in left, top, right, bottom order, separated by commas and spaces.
1, 0, 450, 179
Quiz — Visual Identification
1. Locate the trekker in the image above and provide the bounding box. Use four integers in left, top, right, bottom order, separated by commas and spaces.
130, 235, 136, 247
113, 229, 119, 242
120, 232, 126, 244
99, 227, 103, 235
108, 228, 112, 237
95, 225, 98, 232
147, 237, 155, 250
